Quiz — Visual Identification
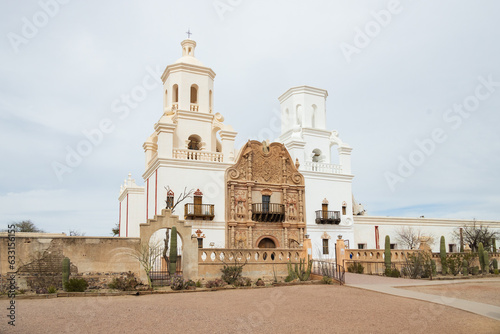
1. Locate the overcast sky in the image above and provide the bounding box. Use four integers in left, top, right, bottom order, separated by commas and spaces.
1, 0, 499, 236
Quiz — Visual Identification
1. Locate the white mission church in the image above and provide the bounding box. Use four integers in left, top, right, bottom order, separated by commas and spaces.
118, 38, 499, 257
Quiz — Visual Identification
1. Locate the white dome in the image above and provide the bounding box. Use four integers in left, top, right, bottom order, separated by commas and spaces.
174, 55, 204, 66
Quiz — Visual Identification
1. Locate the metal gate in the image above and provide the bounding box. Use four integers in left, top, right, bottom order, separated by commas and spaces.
149, 247, 182, 286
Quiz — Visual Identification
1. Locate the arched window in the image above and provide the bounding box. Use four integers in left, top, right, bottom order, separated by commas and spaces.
190, 85, 198, 104
172, 84, 179, 103
163, 89, 168, 110
188, 135, 201, 150
312, 149, 322, 162
296, 105, 303, 126
311, 104, 317, 128
209, 90, 213, 112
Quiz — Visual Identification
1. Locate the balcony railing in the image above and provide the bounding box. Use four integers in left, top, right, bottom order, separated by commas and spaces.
252, 203, 285, 222
190, 103, 199, 111
315, 210, 341, 224
185, 203, 215, 220
173, 149, 223, 162
304, 161, 342, 174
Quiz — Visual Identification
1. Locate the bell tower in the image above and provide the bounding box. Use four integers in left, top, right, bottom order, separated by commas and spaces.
161, 38, 215, 115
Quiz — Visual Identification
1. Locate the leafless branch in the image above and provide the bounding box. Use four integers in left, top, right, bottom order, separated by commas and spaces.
164, 186, 194, 213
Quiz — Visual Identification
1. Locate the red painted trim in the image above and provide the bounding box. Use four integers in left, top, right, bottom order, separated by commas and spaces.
126, 193, 129, 237
375, 226, 379, 250
155, 169, 158, 215
146, 178, 149, 221
118, 202, 121, 237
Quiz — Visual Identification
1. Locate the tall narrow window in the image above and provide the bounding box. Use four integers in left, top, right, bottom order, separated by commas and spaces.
166, 190, 174, 209
194, 189, 203, 216
209, 90, 213, 112
322, 239, 329, 255
342, 202, 347, 215
173, 84, 179, 103
322, 202, 328, 219
190, 85, 198, 104
262, 195, 270, 213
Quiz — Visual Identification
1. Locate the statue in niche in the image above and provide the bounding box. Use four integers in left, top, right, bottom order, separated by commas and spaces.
235, 191, 247, 220
287, 196, 297, 220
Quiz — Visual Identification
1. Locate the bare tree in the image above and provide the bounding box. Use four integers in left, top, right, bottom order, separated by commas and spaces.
453, 220, 498, 252
395, 226, 435, 250
164, 186, 194, 213
69, 230, 85, 236
129, 240, 163, 290
111, 222, 120, 236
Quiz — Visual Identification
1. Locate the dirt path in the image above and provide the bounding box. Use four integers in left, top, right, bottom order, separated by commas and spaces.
2, 285, 500, 334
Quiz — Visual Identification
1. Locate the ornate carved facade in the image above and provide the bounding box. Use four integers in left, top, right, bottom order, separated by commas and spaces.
225, 140, 306, 249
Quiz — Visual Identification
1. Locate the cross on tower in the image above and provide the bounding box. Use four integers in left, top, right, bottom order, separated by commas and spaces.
186, 29, 192, 39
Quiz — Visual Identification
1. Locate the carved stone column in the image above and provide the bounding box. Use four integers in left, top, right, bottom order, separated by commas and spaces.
230, 184, 235, 221
231, 226, 235, 248
298, 189, 304, 223
299, 228, 304, 244
247, 185, 252, 221
248, 226, 253, 248
284, 227, 288, 248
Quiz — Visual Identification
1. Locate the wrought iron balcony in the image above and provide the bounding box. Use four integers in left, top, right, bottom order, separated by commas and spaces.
315, 210, 341, 225
252, 203, 285, 222
184, 204, 215, 220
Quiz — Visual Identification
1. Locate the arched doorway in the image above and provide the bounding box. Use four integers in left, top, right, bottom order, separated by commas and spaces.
148, 228, 184, 285
258, 238, 276, 249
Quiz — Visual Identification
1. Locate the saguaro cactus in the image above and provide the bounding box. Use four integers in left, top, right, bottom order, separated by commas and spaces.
478, 242, 485, 273
440, 236, 447, 275
169, 226, 178, 275
483, 250, 489, 274
62, 257, 70, 290
384, 235, 391, 270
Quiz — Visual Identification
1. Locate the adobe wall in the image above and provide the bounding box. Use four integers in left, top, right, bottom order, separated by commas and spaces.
0, 233, 141, 291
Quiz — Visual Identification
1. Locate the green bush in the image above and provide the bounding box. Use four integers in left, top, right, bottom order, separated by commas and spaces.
48, 286, 57, 294
284, 275, 294, 282
347, 262, 364, 274
64, 278, 88, 292
195, 280, 202, 288
472, 266, 479, 275
462, 260, 468, 276
494, 269, 499, 275
108, 272, 139, 291
322, 276, 333, 284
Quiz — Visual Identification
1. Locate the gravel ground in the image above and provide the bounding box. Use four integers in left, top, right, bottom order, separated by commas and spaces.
2, 284, 500, 334
400, 281, 500, 307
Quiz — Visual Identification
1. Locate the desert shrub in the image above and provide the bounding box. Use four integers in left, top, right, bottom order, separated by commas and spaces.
494, 269, 499, 275
186, 280, 196, 287
205, 278, 225, 288
234, 277, 252, 287
221, 264, 244, 285
195, 280, 202, 288
322, 276, 333, 284
472, 266, 479, 275
108, 272, 139, 291
170, 275, 186, 290
402, 252, 433, 279
492, 258, 498, 270
284, 275, 294, 282
65, 278, 88, 292
255, 278, 265, 286
347, 262, 364, 274
385, 268, 400, 278
48, 286, 57, 294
